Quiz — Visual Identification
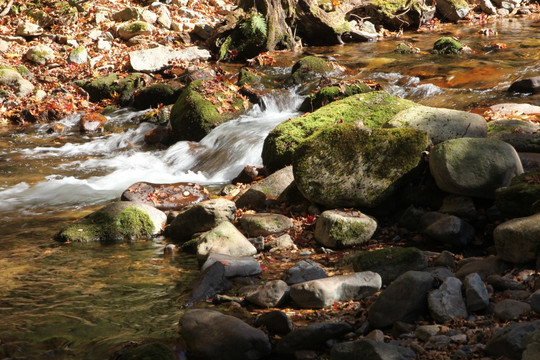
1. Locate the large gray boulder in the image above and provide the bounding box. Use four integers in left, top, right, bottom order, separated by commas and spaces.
314, 209, 378, 248
294, 124, 428, 208
428, 277, 468, 322
368, 271, 435, 328
429, 138, 524, 198
386, 106, 487, 145
290, 272, 381, 308
54, 201, 166, 243
168, 198, 236, 242
196, 221, 257, 261
179, 309, 271, 360
350, 247, 428, 285
494, 213, 540, 264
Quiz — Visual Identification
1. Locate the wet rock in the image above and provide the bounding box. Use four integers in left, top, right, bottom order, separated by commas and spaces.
0, 67, 34, 97
508, 76, 540, 94
276, 322, 353, 355
495, 169, 540, 218
196, 221, 257, 261
428, 277, 468, 322
144, 126, 175, 146
16, 21, 43, 37
487, 274, 526, 291
350, 246, 428, 285
435, 0, 470, 22
26, 44, 55, 65
386, 106, 487, 145
463, 273, 490, 312
122, 182, 209, 211
54, 201, 166, 243
254, 310, 293, 335
494, 299, 531, 321
282, 259, 328, 285
429, 137, 524, 199
330, 339, 416, 360
294, 125, 428, 208
487, 119, 540, 153
234, 166, 294, 209
200, 253, 261, 277
494, 213, 540, 263
239, 213, 293, 237
455, 255, 511, 280
368, 271, 435, 328
80, 112, 107, 133
245, 279, 289, 307
486, 320, 540, 359
116, 342, 174, 360
290, 272, 381, 308
129, 46, 210, 73
117, 21, 154, 40
179, 309, 271, 360
314, 209, 378, 248
432, 36, 465, 54
262, 91, 417, 172
168, 198, 236, 242
68, 46, 88, 64
288, 56, 338, 85
394, 42, 421, 54
420, 211, 475, 247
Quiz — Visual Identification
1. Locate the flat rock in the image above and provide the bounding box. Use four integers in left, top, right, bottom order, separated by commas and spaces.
129, 46, 211, 72
239, 213, 293, 237
196, 221, 257, 261
290, 272, 381, 308
281, 259, 328, 285
368, 271, 435, 329
179, 309, 271, 360
122, 182, 209, 211
245, 279, 290, 307
314, 209, 378, 248
494, 213, 540, 263
200, 253, 261, 277
276, 322, 352, 354
428, 277, 468, 322
330, 339, 416, 360
386, 105, 487, 145
429, 137, 524, 198
350, 247, 428, 285
463, 272, 490, 312
168, 198, 236, 242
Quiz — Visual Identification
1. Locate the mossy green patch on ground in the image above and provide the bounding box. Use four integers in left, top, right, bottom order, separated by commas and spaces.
54, 207, 154, 243
262, 91, 417, 172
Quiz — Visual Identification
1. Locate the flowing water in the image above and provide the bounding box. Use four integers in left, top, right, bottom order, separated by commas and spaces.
1, 16, 539, 358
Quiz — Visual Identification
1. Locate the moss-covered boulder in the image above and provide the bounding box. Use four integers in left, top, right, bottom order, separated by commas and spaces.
117, 21, 154, 40
54, 201, 167, 243
262, 91, 417, 172
487, 119, 540, 153
432, 36, 464, 54
349, 247, 428, 285
394, 42, 421, 54
495, 170, 540, 218
429, 138, 524, 199
293, 124, 429, 208
288, 56, 337, 86
75, 73, 146, 105
314, 209, 378, 248
117, 342, 174, 360
435, 0, 470, 22
385, 105, 487, 145
299, 80, 382, 112
133, 83, 183, 110
237, 67, 262, 87
170, 79, 249, 142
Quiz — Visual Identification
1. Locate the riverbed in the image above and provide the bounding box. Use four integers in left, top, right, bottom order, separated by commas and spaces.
1, 15, 539, 358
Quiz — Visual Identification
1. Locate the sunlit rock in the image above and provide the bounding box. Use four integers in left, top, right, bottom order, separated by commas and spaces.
314, 209, 377, 248
26, 44, 55, 65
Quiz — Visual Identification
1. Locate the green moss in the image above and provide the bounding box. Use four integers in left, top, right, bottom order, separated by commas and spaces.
495, 169, 540, 218
300, 81, 378, 112
75, 73, 144, 104
289, 56, 334, 85
432, 37, 463, 54
327, 219, 370, 248
238, 67, 261, 87
0, 89, 10, 98
71, 46, 85, 55
0, 65, 15, 71
54, 207, 153, 243
262, 91, 417, 172
125, 21, 151, 33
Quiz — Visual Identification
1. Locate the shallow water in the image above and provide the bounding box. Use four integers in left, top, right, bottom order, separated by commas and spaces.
0, 15, 539, 358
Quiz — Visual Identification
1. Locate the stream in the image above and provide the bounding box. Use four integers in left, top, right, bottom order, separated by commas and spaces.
0, 16, 539, 359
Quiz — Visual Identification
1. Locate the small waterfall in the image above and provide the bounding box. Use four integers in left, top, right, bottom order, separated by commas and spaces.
0, 90, 303, 212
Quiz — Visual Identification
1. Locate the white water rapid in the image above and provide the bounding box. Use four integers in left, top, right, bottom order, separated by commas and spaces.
0, 90, 303, 212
